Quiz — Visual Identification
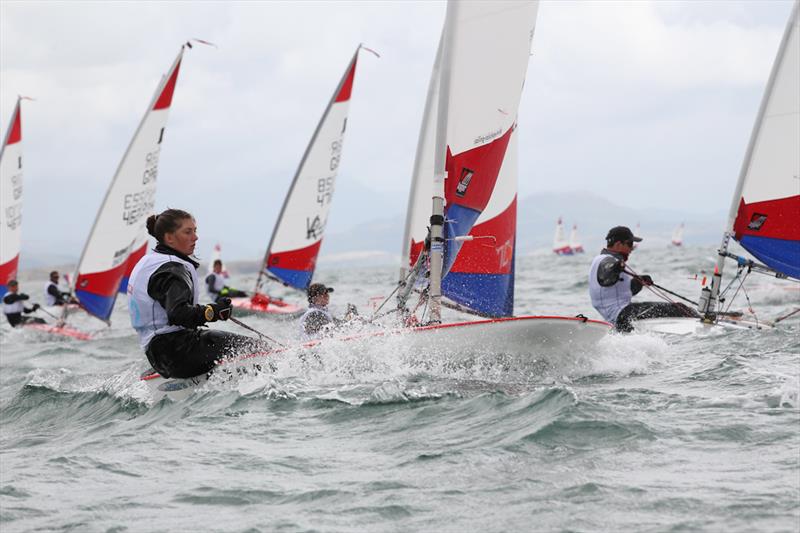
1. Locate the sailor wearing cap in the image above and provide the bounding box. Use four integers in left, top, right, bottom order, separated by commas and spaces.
589, 226, 695, 332
299, 283, 337, 340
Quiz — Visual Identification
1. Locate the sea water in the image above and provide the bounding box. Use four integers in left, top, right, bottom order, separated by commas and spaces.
1, 246, 798, 532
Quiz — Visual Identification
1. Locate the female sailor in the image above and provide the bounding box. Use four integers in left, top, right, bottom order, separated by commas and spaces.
128, 209, 259, 379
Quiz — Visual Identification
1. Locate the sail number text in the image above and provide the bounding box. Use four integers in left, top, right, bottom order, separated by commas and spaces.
122, 189, 156, 226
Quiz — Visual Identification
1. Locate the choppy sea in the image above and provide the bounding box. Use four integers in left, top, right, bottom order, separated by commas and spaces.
1, 246, 798, 532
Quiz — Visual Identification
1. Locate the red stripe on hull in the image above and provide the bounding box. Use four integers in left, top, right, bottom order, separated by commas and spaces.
76, 260, 129, 298
733, 195, 800, 242
450, 197, 516, 275
0, 255, 19, 285
445, 126, 513, 213
268, 240, 322, 271
6, 106, 21, 145
152, 59, 182, 110
334, 57, 358, 103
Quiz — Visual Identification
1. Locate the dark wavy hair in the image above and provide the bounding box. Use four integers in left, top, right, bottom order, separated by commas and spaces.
146, 208, 194, 243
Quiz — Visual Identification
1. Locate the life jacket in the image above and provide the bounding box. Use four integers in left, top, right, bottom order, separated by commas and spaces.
206, 272, 226, 297
588, 251, 633, 324
44, 281, 58, 306
128, 250, 200, 350
299, 305, 333, 340
3, 294, 24, 315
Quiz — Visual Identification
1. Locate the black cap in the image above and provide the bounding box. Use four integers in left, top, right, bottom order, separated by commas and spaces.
307, 282, 334, 301
606, 226, 642, 245
7, 279, 18, 287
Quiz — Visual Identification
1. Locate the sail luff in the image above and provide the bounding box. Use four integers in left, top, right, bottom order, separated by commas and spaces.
399, 34, 444, 283
64, 47, 185, 324
260, 46, 361, 292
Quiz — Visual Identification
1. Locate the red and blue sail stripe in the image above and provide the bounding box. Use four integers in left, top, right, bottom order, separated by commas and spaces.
118, 242, 148, 294
733, 195, 800, 280
0, 255, 19, 298
267, 241, 321, 291
440, 127, 515, 317
75, 260, 130, 321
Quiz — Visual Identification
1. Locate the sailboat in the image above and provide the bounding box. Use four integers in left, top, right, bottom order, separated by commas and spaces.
670, 223, 684, 247
552, 217, 573, 255
35, 44, 192, 339
635, 1, 799, 335
140, 1, 610, 402
0, 97, 25, 299
230, 45, 370, 317
569, 224, 584, 254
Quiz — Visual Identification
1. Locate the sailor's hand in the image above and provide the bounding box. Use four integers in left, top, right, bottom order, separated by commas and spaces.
640, 274, 653, 286
204, 297, 232, 322
32, 303, 40, 311
344, 303, 359, 321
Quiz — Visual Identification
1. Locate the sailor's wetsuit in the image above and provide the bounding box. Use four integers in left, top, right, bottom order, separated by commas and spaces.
205, 271, 246, 302
128, 244, 258, 379
3, 292, 45, 327
299, 304, 337, 340
589, 249, 694, 332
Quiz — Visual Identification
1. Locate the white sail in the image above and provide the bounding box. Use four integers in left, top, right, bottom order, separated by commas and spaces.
407, 0, 538, 319
671, 223, 684, 247
69, 47, 186, 322
569, 224, 584, 253
552, 217, 572, 255
258, 46, 364, 292
0, 97, 24, 297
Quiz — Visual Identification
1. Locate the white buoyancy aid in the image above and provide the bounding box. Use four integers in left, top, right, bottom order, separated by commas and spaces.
589, 252, 633, 324
44, 281, 58, 306
128, 251, 200, 349
3, 295, 25, 315
207, 272, 226, 296
299, 305, 334, 340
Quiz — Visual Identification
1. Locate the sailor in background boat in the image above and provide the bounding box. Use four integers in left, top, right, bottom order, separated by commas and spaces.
128, 209, 263, 379
3, 280, 45, 327
44, 271, 75, 306
589, 226, 695, 332
205, 259, 247, 302
299, 283, 358, 340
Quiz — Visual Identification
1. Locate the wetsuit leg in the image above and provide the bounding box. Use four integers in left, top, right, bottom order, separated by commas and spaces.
616, 302, 698, 332
20, 316, 46, 326
147, 329, 261, 379
5, 313, 22, 327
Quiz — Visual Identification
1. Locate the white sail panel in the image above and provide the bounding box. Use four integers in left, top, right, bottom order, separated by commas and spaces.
263, 48, 361, 290
0, 98, 24, 297
72, 48, 185, 321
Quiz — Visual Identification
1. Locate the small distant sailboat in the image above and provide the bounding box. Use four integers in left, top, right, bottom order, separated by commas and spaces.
636, 1, 799, 335
552, 217, 573, 255
230, 45, 372, 318
569, 224, 584, 254
671, 223, 684, 247
0, 97, 25, 298
40, 43, 194, 339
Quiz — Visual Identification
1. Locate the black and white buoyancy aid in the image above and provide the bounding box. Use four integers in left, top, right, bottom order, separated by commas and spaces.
206, 272, 226, 297
128, 251, 200, 349
2, 294, 25, 315
44, 281, 58, 306
588, 252, 633, 324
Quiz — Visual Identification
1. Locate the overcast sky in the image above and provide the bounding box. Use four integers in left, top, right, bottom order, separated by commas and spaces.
1, 0, 795, 262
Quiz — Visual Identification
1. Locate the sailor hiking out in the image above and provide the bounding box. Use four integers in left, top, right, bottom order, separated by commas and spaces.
3, 280, 45, 327
299, 282, 359, 340
589, 226, 696, 332
44, 271, 75, 306
128, 209, 264, 379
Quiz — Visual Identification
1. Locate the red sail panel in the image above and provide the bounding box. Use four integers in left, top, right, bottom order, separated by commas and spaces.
152, 59, 183, 110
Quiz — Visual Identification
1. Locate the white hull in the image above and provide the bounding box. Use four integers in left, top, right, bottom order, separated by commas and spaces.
633, 316, 773, 336
142, 315, 611, 401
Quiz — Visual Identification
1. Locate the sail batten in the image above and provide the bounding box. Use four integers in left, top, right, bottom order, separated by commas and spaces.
261, 46, 363, 292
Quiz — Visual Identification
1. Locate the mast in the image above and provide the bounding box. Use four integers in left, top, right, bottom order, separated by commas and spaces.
428, 2, 458, 324
398, 35, 444, 284
704, 0, 799, 317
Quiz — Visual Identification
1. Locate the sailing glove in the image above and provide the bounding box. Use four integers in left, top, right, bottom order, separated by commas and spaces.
640, 275, 653, 286
204, 297, 232, 322
32, 303, 40, 311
